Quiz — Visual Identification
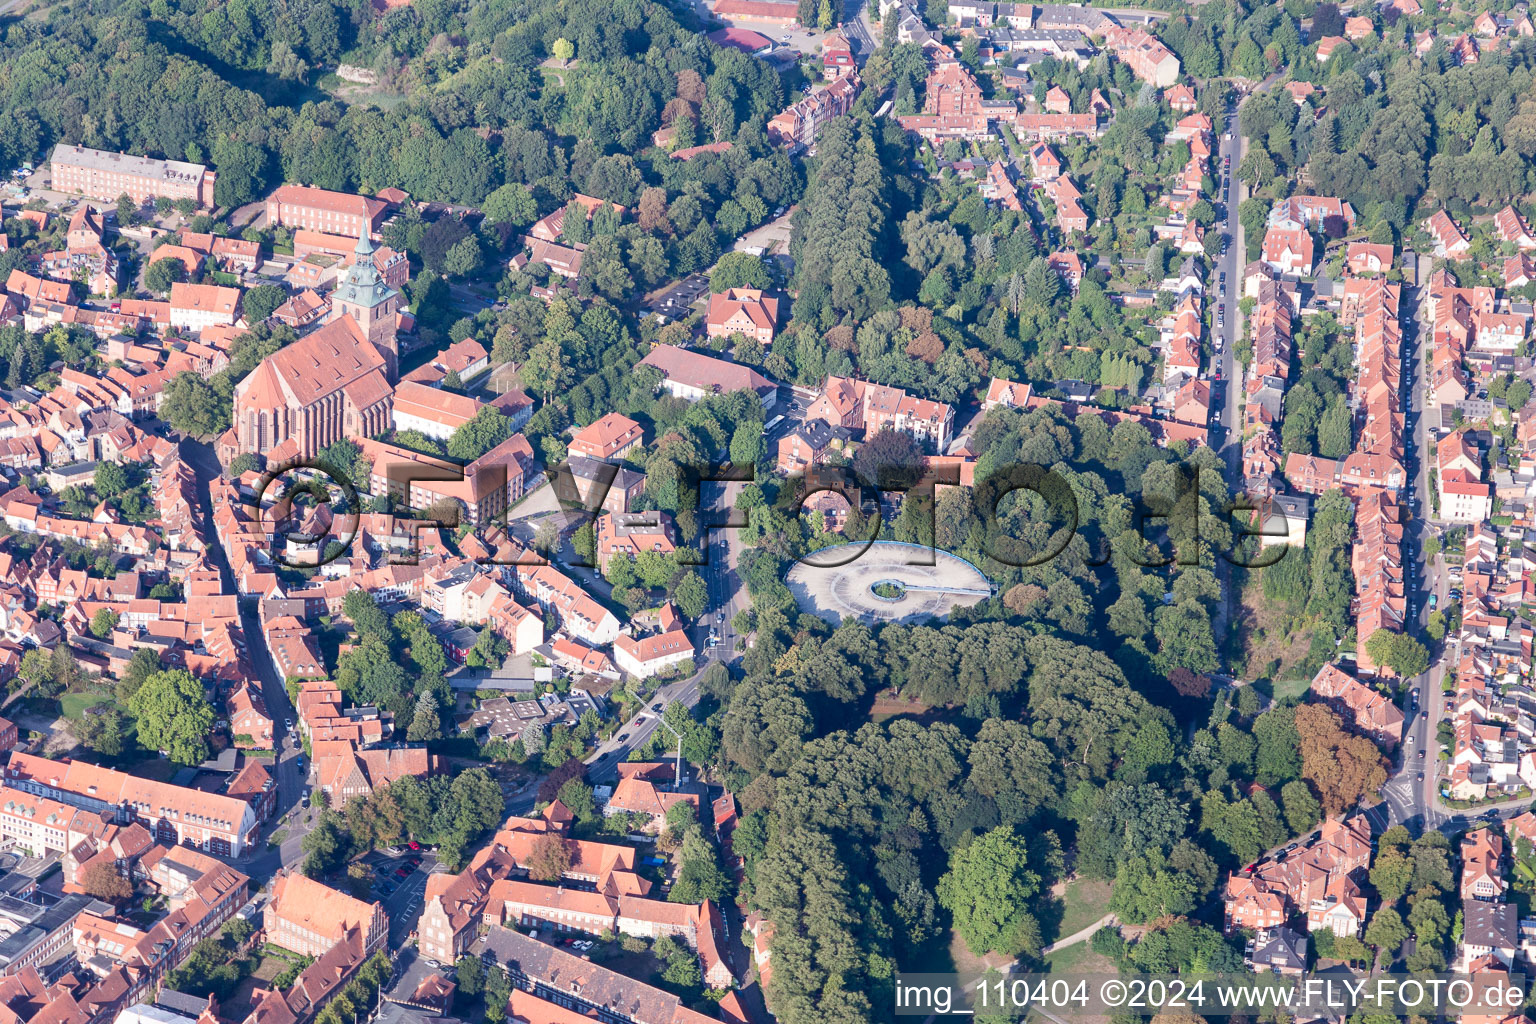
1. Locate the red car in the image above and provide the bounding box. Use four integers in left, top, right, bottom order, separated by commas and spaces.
408, 841, 421, 851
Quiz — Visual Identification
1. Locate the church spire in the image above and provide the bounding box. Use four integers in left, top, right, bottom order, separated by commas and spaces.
354, 220, 377, 259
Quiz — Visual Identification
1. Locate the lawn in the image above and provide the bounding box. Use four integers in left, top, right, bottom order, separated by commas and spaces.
946, 930, 1012, 976
1269, 674, 1313, 703
1054, 877, 1113, 941
1042, 941, 1115, 976
60, 689, 111, 720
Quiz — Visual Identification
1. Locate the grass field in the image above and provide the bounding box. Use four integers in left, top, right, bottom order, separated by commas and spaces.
1043, 941, 1115, 975
1054, 878, 1113, 941
946, 930, 1013, 976
60, 689, 110, 720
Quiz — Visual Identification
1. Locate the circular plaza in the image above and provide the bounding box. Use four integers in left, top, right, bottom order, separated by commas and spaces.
786, 541, 994, 625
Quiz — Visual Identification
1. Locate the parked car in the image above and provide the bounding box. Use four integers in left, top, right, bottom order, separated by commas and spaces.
619, 733, 631, 743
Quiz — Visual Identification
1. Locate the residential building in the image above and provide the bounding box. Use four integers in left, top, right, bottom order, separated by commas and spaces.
168, 283, 240, 332
1310, 664, 1404, 746
1103, 24, 1180, 86
808, 375, 955, 450
315, 746, 437, 802
391, 381, 481, 441
1261, 225, 1315, 276
226, 682, 272, 748
612, 628, 694, 680
1462, 828, 1506, 902
1248, 926, 1307, 974
767, 74, 861, 151
1464, 902, 1518, 968
1426, 210, 1473, 258
595, 513, 677, 573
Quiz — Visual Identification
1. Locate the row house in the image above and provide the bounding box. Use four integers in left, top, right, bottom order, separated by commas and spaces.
484, 883, 730, 987
1496, 205, 1536, 250
1426, 210, 1473, 258
513, 563, 622, 646
480, 925, 733, 1022
1012, 111, 1099, 142
417, 806, 644, 963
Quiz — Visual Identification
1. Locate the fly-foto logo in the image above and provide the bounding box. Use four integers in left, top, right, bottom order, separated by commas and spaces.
253, 455, 1295, 572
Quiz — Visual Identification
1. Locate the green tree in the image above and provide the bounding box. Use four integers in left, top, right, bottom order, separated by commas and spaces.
242, 283, 286, 323
160, 372, 231, 437
94, 460, 129, 498
128, 668, 215, 765
709, 252, 772, 293
77, 705, 126, 757
1364, 906, 1408, 958
552, 37, 575, 63
407, 691, 442, 742
482, 184, 538, 228
1364, 630, 1429, 678
446, 406, 510, 461
671, 572, 708, 621
1280, 779, 1321, 834
89, 608, 120, 639
936, 826, 1042, 955
144, 256, 188, 295
443, 235, 483, 278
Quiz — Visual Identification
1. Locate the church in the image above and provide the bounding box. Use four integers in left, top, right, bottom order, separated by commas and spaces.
228, 227, 402, 460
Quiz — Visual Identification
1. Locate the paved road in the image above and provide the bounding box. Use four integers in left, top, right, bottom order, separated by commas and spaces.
1041, 914, 1117, 956
180, 438, 314, 884
581, 478, 749, 782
